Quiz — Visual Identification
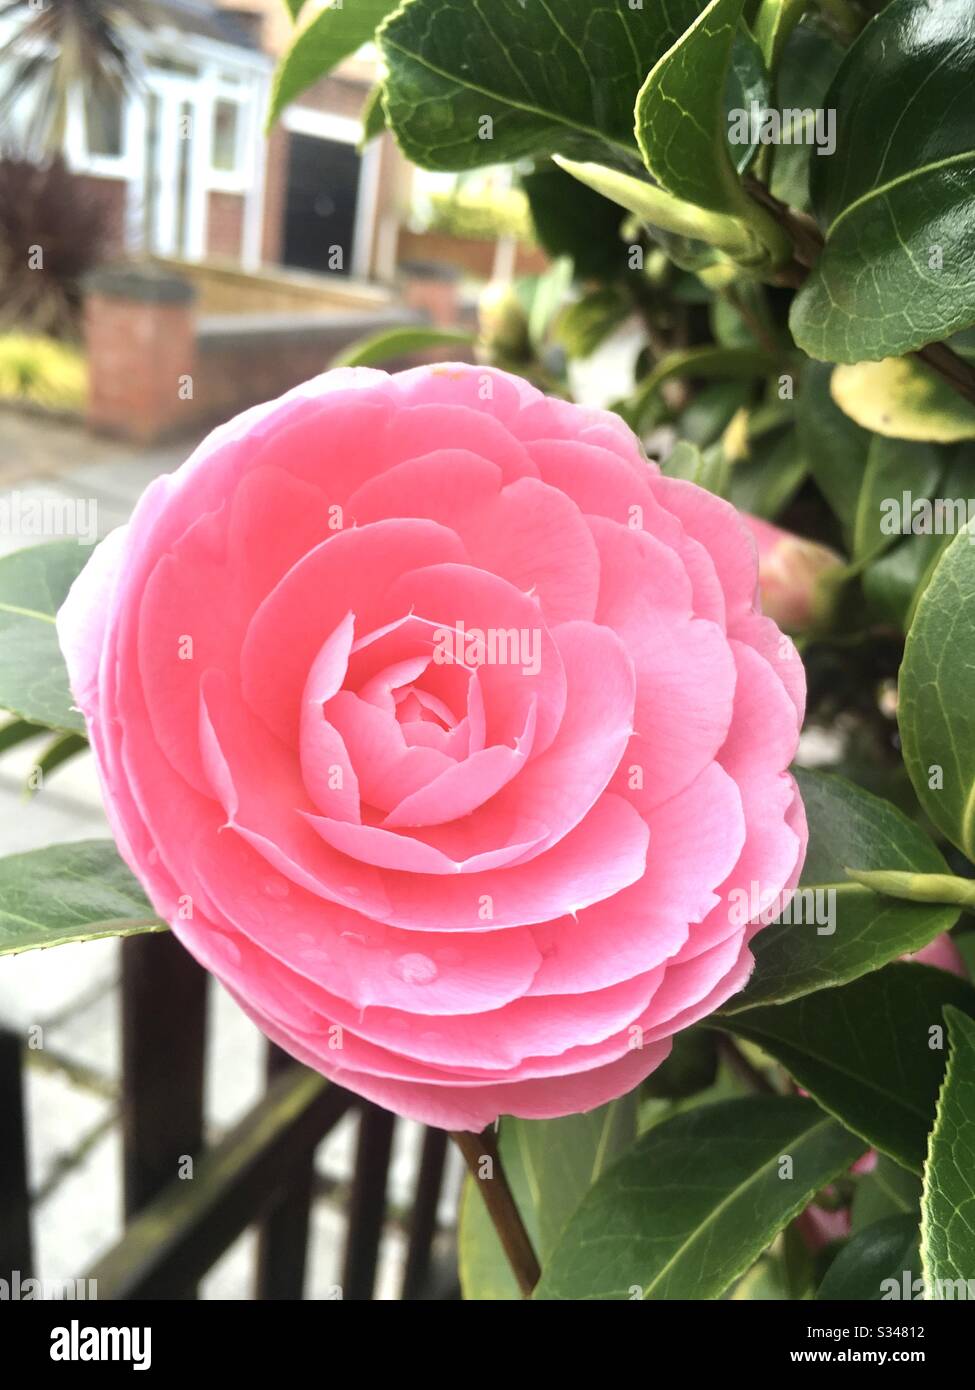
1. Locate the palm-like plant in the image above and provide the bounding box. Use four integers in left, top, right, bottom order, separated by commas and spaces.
0, 0, 147, 156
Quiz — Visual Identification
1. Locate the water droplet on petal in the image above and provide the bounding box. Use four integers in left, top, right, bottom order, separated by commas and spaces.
392, 952, 438, 985
261, 876, 290, 900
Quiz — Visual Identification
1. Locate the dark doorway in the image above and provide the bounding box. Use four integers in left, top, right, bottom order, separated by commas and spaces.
282, 133, 360, 276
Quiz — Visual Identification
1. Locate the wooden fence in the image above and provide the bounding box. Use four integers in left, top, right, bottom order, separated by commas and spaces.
0, 932, 458, 1300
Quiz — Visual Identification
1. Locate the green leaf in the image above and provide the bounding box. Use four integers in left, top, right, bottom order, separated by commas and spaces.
790, 0, 975, 362
816, 1215, 921, 1301
283, 0, 308, 19
635, 0, 787, 264
330, 325, 473, 368
728, 770, 960, 1014
457, 1177, 521, 1301
551, 157, 759, 263
725, 426, 806, 521
900, 526, 975, 860
920, 1005, 975, 1292
627, 344, 774, 431
458, 1097, 636, 1300
831, 357, 975, 442
767, 21, 844, 213
507, 1097, 639, 1263
851, 1156, 921, 1231
268, 0, 398, 127
641, 1027, 718, 1100
359, 81, 387, 148
725, 24, 770, 174
379, 0, 704, 172
636, 0, 747, 215
662, 439, 729, 498
720, 963, 975, 1173
534, 1097, 865, 1300
753, 0, 811, 72
851, 438, 942, 567
0, 841, 163, 955
554, 287, 631, 359
0, 541, 91, 733
797, 361, 870, 548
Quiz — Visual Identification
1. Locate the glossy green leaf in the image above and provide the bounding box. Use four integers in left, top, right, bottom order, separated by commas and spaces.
635, 0, 787, 265
720, 963, 975, 1173
268, 0, 399, 126
636, 0, 747, 216
551, 157, 758, 263
727, 769, 960, 1013
0, 541, 90, 733
851, 1156, 921, 1231
797, 361, 870, 548
920, 1005, 975, 1293
852, 438, 942, 566
458, 1097, 636, 1300
725, 23, 770, 174
900, 526, 975, 859
832, 357, 975, 442
359, 81, 387, 147
534, 1097, 864, 1300
641, 1027, 718, 1100
753, 0, 810, 72
725, 426, 806, 520
816, 1215, 921, 1301
0, 841, 163, 955
457, 1177, 521, 1301
330, 325, 473, 368
380, 0, 703, 171
791, 0, 975, 362
767, 22, 844, 213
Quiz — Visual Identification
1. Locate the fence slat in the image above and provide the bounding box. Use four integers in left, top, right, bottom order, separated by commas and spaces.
86, 1068, 354, 1299
255, 1044, 314, 1300
0, 1029, 32, 1281
341, 1103, 395, 1300
401, 1126, 448, 1300
121, 932, 208, 1219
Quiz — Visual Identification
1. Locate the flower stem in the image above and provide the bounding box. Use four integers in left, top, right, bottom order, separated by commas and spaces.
451, 1127, 541, 1297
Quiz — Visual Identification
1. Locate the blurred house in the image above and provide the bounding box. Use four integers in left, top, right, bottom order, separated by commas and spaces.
0, 0, 406, 280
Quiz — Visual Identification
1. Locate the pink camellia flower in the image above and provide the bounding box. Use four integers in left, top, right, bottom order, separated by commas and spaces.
57, 365, 806, 1130
743, 514, 842, 633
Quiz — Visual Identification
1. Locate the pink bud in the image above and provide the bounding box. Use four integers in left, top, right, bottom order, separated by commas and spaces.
743, 515, 843, 633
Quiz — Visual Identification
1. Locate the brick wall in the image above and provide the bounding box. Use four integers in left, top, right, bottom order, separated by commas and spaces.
206, 191, 245, 260
83, 264, 427, 444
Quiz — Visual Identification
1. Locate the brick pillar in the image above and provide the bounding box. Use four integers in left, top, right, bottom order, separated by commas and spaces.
83, 265, 197, 444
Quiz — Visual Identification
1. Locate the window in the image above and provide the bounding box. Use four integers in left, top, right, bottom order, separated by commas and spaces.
211, 99, 240, 173
85, 84, 123, 158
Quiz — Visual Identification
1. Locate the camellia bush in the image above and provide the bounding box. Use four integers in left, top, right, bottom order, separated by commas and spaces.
4, 0, 975, 1307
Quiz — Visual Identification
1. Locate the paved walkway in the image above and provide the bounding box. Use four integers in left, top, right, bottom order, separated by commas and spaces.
0, 410, 461, 1298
